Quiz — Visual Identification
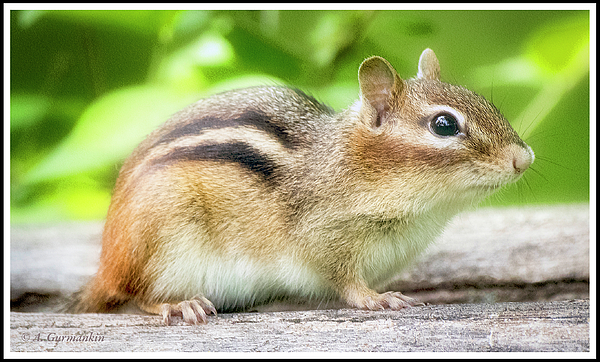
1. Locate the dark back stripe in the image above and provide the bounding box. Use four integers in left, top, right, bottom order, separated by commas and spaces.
152, 142, 278, 180
154, 110, 297, 150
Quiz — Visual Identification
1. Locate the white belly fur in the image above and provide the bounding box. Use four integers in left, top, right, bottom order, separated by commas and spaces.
149, 235, 329, 310
149, 211, 451, 310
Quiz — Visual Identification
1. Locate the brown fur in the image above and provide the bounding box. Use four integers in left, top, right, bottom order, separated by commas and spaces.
71, 49, 534, 324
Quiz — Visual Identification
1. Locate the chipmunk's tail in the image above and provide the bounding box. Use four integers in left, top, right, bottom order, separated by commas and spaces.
67, 275, 131, 314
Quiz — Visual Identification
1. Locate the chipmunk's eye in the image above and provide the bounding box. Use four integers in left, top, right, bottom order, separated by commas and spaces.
430, 114, 460, 137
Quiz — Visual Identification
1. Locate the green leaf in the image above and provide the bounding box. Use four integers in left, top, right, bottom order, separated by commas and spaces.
309, 12, 363, 68
16, 10, 47, 28
45, 10, 179, 37
526, 13, 589, 75
153, 31, 235, 92
24, 85, 199, 184
10, 93, 52, 131
514, 14, 589, 139
10, 177, 112, 224
470, 56, 543, 88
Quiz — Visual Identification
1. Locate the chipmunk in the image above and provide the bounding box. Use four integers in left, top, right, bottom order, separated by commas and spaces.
71, 49, 534, 325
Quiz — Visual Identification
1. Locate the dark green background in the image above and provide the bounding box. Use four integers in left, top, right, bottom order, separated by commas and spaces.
10, 9, 590, 224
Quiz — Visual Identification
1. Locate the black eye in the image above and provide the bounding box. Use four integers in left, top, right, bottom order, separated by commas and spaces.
430, 114, 460, 136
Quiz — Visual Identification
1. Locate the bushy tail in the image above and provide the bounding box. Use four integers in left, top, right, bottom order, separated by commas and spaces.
67, 276, 130, 314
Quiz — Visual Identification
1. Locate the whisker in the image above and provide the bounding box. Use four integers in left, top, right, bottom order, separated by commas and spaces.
527, 166, 549, 182
520, 176, 538, 203
534, 155, 574, 172
519, 107, 545, 140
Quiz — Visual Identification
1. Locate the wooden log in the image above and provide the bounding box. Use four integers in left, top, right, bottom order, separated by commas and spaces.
9, 203, 590, 352
9, 300, 590, 352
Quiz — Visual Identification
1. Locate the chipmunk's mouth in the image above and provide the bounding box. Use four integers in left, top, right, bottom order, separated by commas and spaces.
473, 171, 526, 192
471, 183, 504, 194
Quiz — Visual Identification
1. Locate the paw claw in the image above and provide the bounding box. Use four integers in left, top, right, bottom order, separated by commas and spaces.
160, 304, 173, 326
192, 295, 217, 316
159, 296, 216, 325
390, 291, 425, 307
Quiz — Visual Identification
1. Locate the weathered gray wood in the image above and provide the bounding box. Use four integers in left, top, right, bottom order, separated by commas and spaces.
9, 300, 590, 352
387, 203, 590, 304
9, 203, 591, 353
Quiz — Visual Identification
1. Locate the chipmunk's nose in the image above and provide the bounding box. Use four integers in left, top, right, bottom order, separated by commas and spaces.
510, 143, 535, 174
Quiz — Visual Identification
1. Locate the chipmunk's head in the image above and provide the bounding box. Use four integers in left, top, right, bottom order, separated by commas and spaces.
349, 49, 534, 212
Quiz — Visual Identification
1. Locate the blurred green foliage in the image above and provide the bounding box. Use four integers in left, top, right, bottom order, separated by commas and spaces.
9, 9, 590, 224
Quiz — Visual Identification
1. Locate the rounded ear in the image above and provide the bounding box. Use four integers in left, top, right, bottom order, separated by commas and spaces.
417, 48, 440, 81
358, 56, 405, 128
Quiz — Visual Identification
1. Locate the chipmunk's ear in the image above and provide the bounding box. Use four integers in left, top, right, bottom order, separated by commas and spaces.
417, 48, 440, 81
358, 56, 405, 128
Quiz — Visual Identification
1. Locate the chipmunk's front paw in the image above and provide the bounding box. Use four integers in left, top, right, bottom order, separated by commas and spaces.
159, 296, 217, 325
348, 290, 424, 311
